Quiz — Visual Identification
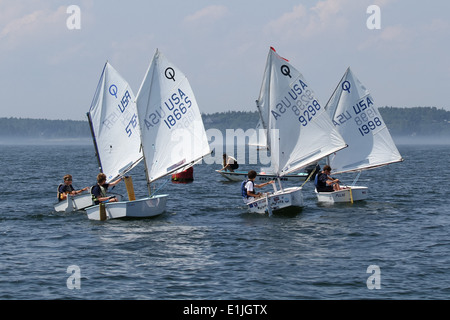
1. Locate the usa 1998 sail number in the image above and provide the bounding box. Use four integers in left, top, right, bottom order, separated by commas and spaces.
163, 89, 192, 129
353, 97, 384, 137
357, 116, 383, 136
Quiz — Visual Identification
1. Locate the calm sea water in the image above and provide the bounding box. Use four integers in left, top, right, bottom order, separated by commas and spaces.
0, 142, 449, 301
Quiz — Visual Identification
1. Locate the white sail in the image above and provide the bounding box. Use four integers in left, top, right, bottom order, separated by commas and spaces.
248, 118, 268, 148
88, 62, 143, 183
257, 47, 347, 176
255, 73, 271, 149
136, 49, 211, 183
325, 67, 403, 174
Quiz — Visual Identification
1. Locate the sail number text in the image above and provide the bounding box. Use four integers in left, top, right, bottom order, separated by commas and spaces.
271, 79, 322, 127
143, 88, 195, 131
357, 117, 382, 136
331, 95, 384, 137
298, 100, 321, 126
163, 89, 192, 129
116, 90, 139, 137
102, 88, 138, 138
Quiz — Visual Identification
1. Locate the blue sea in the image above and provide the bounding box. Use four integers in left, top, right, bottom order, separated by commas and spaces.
1, 142, 449, 302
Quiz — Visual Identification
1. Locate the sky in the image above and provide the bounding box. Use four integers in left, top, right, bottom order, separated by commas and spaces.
0, 0, 449, 121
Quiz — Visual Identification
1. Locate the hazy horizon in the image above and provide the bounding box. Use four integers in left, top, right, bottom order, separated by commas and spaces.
1, 134, 449, 147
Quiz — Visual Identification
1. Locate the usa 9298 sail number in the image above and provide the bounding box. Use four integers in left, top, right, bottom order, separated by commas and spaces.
298, 100, 321, 127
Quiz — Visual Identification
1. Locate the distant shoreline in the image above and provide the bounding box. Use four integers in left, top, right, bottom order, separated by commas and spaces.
1, 107, 449, 142
0, 138, 92, 146
0, 136, 448, 146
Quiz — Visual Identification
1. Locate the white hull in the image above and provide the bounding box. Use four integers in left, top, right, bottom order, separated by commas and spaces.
54, 192, 123, 213
53, 192, 94, 213
246, 186, 303, 214
85, 195, 167, 221
217, 170, 308, 182
315, 186, 368, 203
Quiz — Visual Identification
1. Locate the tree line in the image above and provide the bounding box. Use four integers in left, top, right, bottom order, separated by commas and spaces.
0, 117, 89, 139
1, 106, 449, 139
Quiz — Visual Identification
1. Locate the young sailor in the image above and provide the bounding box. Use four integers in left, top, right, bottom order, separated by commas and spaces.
220, 153, 239, 172
57, 174, 89, 201
241, 170, 274, 203
91, 173, 123, 205
315, 165, 342, 192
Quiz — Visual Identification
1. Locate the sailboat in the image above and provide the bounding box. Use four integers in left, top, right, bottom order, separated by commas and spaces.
86, 51, 211, 220
216, 71, 309, 183
85, 62, 156, 220
217, 168, 310, 182
138, 49, 211, 201
54, 64, 128, 214
315, 67, 403, 203
245, 47, 347, 214
53, 188, 97, 213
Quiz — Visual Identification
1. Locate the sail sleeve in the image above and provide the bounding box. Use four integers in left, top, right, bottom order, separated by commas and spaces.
88, 62, 143, 183
136, 50, 211, 183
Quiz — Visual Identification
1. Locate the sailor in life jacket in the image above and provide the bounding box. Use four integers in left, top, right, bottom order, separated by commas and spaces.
91, 173, 123, 205
315, 165, 342, 192
220, 153, 239, 172
57, 174, 89, 201
241, 170, 274, 203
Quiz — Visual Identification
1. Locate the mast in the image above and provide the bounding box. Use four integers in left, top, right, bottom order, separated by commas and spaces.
135, 54, 156, 197
87, 62, 108, 174
140, 142, 152, 196
87, 111, 103, 173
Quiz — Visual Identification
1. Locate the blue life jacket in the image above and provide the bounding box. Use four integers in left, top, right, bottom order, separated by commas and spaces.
314, 174, 319, 187
241, 179, 253, 199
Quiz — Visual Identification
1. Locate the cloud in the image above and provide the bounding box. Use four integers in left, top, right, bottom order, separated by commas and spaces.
358, 17, 450, 53
264, 0, 357, 42
184, 5, 228, 25
0, 5, 67, 51
311, 0, 350, 24
372, 0, 398, 6
425, 18, 450, 33
264, 4, 306, 39
356, 25, 410, 56
379, 25, 408, 42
